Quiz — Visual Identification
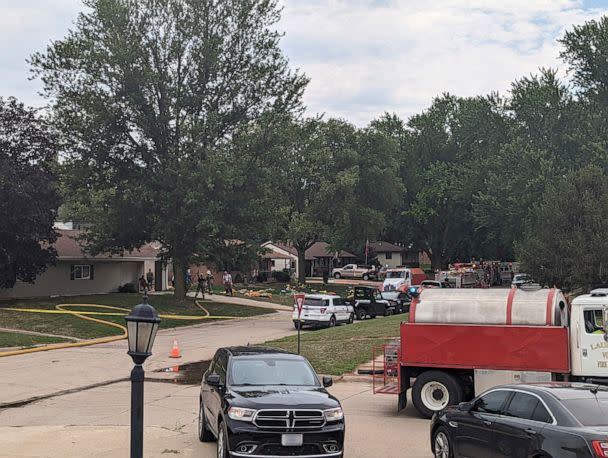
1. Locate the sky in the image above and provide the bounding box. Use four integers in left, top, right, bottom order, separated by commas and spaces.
1, 0, 608, 126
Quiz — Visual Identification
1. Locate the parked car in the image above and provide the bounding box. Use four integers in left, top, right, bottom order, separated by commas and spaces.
331, 264, 373, 279
511, 273, 532, 288
379, 290, 412, 313
351, 286, 394, 319
292, 294, 354, 329
420, 280, 452, 289
430, 383, 608, 458
199, 347, 345, 457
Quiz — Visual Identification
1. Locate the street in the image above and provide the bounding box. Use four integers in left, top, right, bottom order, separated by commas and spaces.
0, 379, 431, 457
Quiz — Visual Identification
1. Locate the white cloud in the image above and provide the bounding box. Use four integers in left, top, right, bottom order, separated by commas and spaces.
0, 1, 607, 125
280, 0, 608, 125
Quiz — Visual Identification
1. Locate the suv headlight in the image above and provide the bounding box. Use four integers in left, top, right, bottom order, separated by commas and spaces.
324, 407, 344, 421
228, 407, 257, 422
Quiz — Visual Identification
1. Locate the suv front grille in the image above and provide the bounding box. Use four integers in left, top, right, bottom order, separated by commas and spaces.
253, 409, 326, 430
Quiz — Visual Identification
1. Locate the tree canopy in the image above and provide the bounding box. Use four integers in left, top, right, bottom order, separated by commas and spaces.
0, 97, 60, 288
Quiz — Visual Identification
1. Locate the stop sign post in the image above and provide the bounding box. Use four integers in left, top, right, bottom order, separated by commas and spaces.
294, 293, 305, 354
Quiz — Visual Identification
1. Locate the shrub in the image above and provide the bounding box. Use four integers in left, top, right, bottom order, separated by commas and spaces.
119, 283, 137, 293
257, 271, 268, 282
272, 270, 291, 283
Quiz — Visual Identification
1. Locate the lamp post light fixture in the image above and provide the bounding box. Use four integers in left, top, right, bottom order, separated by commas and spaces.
125, 292, 161, 458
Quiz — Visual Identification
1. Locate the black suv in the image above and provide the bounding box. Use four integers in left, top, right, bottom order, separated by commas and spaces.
198, 346, 345, 458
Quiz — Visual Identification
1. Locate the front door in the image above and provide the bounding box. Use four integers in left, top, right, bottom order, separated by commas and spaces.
454, 390, 511, 457
580, 307, 608, 377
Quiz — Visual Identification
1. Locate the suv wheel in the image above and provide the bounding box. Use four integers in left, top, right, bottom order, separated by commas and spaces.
357, 309, 366, 320
363, 274, 369, 280
293, 321, 302, 330
217, 422, 228, 458
334, 272, 341, 279
348, 313, 354, 324
328, 315, 336, 327
433, 426, 452, 458
198, 399, 215, 442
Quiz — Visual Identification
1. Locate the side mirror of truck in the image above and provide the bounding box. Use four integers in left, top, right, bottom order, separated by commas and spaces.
457, 401, 473, 412
207, 373, 222, 387
322, 376, 333, 388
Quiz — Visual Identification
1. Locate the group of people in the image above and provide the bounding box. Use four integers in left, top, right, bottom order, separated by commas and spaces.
192, 269, 234, 298
138, 268, 155, 292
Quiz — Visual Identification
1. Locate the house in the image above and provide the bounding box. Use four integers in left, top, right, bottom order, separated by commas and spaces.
0, 230, 165, 299
370, 241, 404, 268
260, 241, 356, 278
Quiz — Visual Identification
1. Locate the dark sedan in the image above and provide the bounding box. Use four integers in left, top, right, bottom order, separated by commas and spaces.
199, 346, 345, 458
430, 383, 608, 458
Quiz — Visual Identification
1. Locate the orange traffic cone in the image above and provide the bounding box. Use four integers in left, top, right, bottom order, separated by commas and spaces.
169, 339, 181, 358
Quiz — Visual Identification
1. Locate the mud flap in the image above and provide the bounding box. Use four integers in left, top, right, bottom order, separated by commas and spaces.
398, 390, 407, 411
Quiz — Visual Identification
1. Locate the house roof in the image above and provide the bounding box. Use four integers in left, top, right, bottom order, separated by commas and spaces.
54, 230, 159, 260
263, 241, 355, 260
260, 250, 293, 260
370, 241, 403, 253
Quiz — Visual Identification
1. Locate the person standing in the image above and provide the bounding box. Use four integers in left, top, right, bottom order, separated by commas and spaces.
194, 272, 206, 299
223, 270, 233, 296
146, 268, 154, 291
206, 269, 214, 295
185, 268, 193, 291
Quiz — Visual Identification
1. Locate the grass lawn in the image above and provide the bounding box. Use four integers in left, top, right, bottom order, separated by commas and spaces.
215, 283, 355, 307
0, 293, 274, 344
0, 331, 70, 349
264, 314, 406, 375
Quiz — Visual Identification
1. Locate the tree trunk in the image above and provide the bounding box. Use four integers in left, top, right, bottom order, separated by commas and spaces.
297, 248, 307, 284
173, 259, 186, 300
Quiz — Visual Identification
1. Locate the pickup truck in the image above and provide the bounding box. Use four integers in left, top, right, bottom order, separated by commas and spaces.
331, 264, 376, 280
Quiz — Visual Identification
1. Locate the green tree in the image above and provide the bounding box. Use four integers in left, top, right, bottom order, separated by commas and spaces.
31, 0, 307, 298
0, 97, 61, 288
517, 166, 608, 291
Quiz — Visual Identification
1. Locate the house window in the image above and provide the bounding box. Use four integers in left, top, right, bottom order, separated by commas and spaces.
271, 260, 276, 267
385, 252, 393, 260
72, 264, 92, 280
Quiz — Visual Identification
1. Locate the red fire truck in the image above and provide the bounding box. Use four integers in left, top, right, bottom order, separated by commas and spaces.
374, 287, 608, 418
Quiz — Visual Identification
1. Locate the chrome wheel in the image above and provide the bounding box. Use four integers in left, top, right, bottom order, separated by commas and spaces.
421, 381, 449, 411
434, 431, 450, 458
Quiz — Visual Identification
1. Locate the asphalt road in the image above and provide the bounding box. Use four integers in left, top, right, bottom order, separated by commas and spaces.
0, 380, 432, 457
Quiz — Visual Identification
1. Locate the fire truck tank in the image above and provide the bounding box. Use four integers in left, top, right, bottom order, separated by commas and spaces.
411, 288, 567, 326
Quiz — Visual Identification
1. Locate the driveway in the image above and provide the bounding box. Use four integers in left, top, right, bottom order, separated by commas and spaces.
0, 380, 431, 457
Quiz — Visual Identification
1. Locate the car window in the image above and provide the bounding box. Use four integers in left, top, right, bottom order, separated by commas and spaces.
562, 398, 608, 426
215, 351, 227, 383
474, 390, 510, 414
333, 298, 345, 306
230, 358, 319, 386
584, 309, 605, 334
304, 298, 329, 307
374, 292, 382, 300
504, 392, 541, 420
530, 402, 553, 423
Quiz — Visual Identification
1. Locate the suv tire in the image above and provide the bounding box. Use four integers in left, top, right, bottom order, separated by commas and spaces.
334, 272, 341, 279
328, 315, 336, 327
198, 399, 215, 442
363, 274, 369, 280
348, 313, 354, 324
293, 321, 302, 330
412, 371, 464, 419
432, 426, 453, 458
357, 309, 366, 320
217, 422, 228, 458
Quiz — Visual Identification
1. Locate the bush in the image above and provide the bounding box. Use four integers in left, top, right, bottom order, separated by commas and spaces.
257, 271, 268, 282
272, 270, 291, 283
234, 273, 244, 284
119, 283, 137, 293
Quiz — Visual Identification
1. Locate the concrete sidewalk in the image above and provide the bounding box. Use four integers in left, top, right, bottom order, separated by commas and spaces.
193, 292, 293, 311
1, 307, 295, 406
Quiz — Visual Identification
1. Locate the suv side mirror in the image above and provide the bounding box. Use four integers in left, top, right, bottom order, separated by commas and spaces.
322, 376, 333, 388
207, 373, 221, 387
458, 401, 473, 412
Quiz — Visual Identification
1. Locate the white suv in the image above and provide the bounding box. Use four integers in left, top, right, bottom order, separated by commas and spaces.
292, 294, 355, 329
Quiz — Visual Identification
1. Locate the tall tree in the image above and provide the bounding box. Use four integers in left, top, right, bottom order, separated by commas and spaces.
517, 166, 608, 291
31, 0, 307, 298
0, 97, 60, 288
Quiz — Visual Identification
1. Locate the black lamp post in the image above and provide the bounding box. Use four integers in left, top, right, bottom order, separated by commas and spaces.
125, 293, 161, 458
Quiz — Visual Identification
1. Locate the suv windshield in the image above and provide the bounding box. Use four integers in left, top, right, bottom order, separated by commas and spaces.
386, 271, 406, 279
562, 397, 608, 426
230, 358, 319, 387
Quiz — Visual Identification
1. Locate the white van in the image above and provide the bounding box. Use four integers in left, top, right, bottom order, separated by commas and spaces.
292, 294, 355, 329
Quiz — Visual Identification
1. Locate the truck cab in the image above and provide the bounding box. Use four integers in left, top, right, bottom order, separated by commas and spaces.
570, 289, 608, 381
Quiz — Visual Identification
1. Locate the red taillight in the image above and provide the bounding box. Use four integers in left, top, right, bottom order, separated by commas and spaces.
592, 440, 608, 457
320, 308, 326, 314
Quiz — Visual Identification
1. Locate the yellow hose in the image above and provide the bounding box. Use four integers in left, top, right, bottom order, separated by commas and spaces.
0, 300, 236, 358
